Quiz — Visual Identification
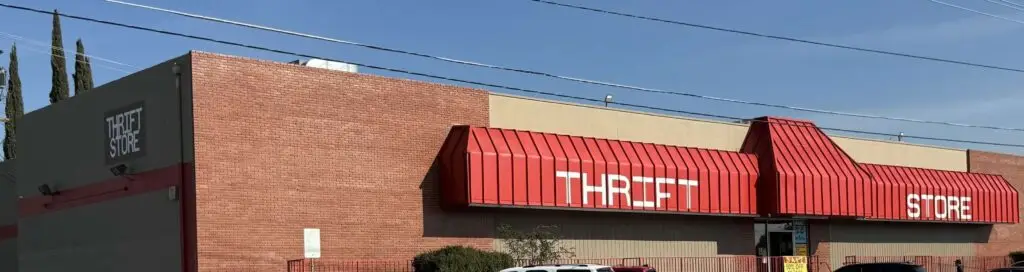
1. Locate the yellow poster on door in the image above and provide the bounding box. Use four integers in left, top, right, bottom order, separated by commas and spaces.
783, 256, 807, 272
794, 244, 808, 256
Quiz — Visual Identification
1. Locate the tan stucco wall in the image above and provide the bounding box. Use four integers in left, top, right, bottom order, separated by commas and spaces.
489, 94, 748, 152
820, 222, 986, 270
489, 94, 967, 171
489, 210, 753, 269
491, 212, 753, 259
831, 137, 966, 171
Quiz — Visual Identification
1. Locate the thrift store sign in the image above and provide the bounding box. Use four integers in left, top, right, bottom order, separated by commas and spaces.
555, 170, 700, 209
105, 101, 146, 163
907, 193, 972, 220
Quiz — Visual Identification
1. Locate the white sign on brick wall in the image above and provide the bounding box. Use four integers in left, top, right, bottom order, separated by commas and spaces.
304, 228, 321, 259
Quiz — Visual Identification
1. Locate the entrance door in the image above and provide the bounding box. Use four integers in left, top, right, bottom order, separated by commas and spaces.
755, 221, 797, 272
768, 232, 794, 257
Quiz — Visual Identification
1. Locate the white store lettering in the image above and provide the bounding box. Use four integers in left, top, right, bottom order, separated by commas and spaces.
906, 193, 972, 220
556, 170, 699, 208
106, 107, 144, 159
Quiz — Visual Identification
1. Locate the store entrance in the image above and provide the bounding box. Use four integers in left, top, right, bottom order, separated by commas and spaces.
767, 232, 794, 256
755, 220, 806, 272
755, 221, 796, 257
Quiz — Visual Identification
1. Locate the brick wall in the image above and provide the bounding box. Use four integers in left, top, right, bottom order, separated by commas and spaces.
968, 150, 1024, 256
189, 52, 493, 271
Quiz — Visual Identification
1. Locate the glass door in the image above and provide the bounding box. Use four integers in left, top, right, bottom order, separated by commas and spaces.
768, 231, 794, 256
754, 220, 800, 272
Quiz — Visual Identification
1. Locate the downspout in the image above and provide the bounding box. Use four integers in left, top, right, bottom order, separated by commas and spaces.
172, 61, 193, 272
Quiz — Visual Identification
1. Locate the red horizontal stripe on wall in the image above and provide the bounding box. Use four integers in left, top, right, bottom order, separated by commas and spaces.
19, 163, 188, 218
0, 224, 16, 241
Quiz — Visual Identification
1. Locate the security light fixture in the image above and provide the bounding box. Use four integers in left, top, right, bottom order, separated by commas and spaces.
604, 94, 613, 107
38, 184, 57, 196
110, 163, 129, 177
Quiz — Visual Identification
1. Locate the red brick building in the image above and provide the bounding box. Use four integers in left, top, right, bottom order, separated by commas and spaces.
0, 52, 1020, 272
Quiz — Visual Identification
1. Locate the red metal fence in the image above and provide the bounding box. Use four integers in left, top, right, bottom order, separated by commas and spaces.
287, 259, 414, 272
287, 256, 833, 272
285, 255, 1015, 272
844, 256, 1013, 272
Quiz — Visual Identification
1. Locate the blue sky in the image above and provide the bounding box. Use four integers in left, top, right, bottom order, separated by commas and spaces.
1, 0, 1022, 153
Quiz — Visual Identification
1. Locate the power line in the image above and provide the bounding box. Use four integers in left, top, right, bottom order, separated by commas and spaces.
13, 45, 131, 74
0, 31, 134, 115
999, 0, 1024, 8
928, 0, 1024, 24
0, 30, 136, 70
526, 0, 1024, 72
984, 0, 1024, 12
1, 37, 133, 74
2, 3, 1021, 149
104, 0, 1024, 133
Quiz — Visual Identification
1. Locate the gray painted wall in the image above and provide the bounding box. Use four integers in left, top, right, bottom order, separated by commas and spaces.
0, 160, 15, 224
0, 240, 14, 272
19, 191, 181, 272
16, 55, 190, 198
0, 160, 16, 272
15, 55, 191, 272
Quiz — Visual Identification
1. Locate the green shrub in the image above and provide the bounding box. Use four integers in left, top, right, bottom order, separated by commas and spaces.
497, 224, 576, 265
413, 245, 514, 272
1011, 251, 1024, 266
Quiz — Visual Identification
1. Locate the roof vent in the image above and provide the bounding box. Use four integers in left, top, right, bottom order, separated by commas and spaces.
290, 58, 358, 73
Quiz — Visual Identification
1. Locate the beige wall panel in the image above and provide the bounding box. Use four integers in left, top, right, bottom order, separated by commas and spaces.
490, 94, 967, 171
823, 222, 985, 270
489, 210, 754, 262
489, 94, 748, 152
829, 243, 975, 271
831, 137, 966, 172
493, 239, 717, 259
494, 237, 746, 272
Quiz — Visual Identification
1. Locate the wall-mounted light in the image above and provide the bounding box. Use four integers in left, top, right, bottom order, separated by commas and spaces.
109, 163, 136, 181
37, 184, 58, 196
110, 164, 129, 177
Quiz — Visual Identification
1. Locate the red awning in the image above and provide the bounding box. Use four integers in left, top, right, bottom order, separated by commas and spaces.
741, 117, 874, 218
862, 163, 1020, 224
438, 126, 760, 216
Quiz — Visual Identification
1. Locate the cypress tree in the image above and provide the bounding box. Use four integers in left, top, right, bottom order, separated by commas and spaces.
4, 45, 23, 160
49, 9, 69, 103
73, 39, 94, 95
